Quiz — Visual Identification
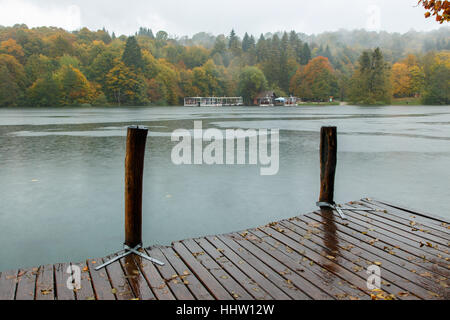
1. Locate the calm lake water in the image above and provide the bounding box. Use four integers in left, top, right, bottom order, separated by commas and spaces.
0, 105, 449, 271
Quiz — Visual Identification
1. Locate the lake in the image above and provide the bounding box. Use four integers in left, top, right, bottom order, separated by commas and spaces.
0, 105, 449, 271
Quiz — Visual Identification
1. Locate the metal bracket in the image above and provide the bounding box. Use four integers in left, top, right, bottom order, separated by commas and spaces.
94, 244, 165, 271
316, 202, 375, 220
316, 202, 347, 220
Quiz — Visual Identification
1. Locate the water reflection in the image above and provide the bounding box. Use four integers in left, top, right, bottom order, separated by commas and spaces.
318, 208, 339, 275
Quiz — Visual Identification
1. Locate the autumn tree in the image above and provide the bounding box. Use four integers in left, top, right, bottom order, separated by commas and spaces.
391, 63, 412, 98
0, 54, 26, 106
54, 65, 96, 105
290, 56, 338, 101
418, 0, 449, 23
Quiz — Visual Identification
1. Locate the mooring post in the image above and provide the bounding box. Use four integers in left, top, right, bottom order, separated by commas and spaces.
319, 127, 337, 205
95, 125, 165, 270
125, 126, 148, 248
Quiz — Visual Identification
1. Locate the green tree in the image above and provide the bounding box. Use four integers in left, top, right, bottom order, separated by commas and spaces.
26, 74, 61, 107
238, 66, 268, 105
422, 52, 450, 104
122, 36, 144, 70
349, 48, 391, 105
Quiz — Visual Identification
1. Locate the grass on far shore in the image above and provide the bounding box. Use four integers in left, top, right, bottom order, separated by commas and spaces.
391, 97, 422, 105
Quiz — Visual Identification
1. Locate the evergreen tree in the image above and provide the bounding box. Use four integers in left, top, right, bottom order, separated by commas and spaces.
300, 43, 311, 65
349, 48, 391, 105
122, 36, 144, 70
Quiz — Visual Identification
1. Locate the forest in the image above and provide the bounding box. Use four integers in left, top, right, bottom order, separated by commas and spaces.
0, 24, 449, 107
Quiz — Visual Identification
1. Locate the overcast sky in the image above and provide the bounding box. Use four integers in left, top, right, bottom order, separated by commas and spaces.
0, 0, 444, 37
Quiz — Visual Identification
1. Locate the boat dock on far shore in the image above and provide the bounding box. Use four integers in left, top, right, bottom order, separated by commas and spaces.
184, 97, 244, 107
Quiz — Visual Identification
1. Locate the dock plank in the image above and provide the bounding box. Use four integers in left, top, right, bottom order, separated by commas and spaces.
54, 263, 75, 300
15, 267, 37, 300
71, 261, 96, 300
133, 253, 175, 300
225, 232, 334, 300
246, 228, 369, 300
104, 254, 135, 300
35, 265, 54, 300
307, 211, 449, 275
146, 247, 195, 300
206, 235, 294, 300
358, 200, 450, 240
296, 214, 448, 299
119, 255, 155, 300
87, 258, 116, 300
280, 219, 426, 299
180, 239, 252, 300
173, 241, 234, 300
195, 237, 272, 300
0, 270, 18, 300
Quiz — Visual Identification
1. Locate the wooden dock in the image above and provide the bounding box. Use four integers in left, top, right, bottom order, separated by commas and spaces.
0, 198, 448, 300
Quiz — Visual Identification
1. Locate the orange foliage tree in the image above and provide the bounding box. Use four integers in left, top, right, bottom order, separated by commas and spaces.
289, 56, 338, 101
418, 0, 450, 23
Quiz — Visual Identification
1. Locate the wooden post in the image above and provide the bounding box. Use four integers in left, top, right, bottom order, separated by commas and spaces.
125, 126, 148, 248
319, 127, 337, 205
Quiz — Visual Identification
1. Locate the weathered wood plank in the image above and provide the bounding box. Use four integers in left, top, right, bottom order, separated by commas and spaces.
160, 246, 214, 300
119, 254, 155, 300
247, 228, 369, 300
369, 198, 450, 225
173, 241, 233, 300
0, 270, 18, 300
280, 219, 429, 299
307, 210, 449, 271
180, 239, 252, 300
71, 261, 96, 300
134, 251, 175, 300
87, 258, 116, 300
295, 214, 448, 299
195, 237, 273, 300
225, 232, 334, 300
146, 247, 195, 300
206, 235, 293, 300
358, 200, 450, 239
258, 225, 372, 296
306, 211, 450, 278
104, 254, 135, 300
344, 204, 450, 251
15, 267, 37, 300
54, 263, 75, 300
35, 265, 54, 300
